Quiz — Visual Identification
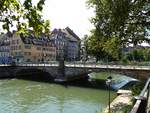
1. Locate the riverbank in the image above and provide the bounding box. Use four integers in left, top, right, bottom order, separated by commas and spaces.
103, 90, 133, 113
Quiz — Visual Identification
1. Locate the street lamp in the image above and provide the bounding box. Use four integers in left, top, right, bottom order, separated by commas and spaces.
106, 76, 112, 113
73, 53, 75, 67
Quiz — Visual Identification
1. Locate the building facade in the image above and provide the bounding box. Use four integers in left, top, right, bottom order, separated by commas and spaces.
0, 33, 12, 64
10, 33, 56, 63
50, 29, 67, 60
50, 27, 80, 61
65, 27, 80, 61
0, 27, 80, 64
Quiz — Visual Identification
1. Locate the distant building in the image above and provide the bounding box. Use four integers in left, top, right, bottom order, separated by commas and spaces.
0, 33, 12, 64
10, 32, 56, 63
65, 27, 80, 61
122, 45, 150, 54
50, 27, 80, 61
0, 27, 80, 64
50, 29, 67, 60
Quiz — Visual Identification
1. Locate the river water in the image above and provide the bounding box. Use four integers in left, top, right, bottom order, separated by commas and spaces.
0, 77, 117, 113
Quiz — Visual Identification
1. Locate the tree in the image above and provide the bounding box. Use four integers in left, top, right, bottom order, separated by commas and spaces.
0, 0, 50, 36
86, 0, 150, 61
144, 48, 150, 61
85, 30, 108, 61
81, 35, 88, 61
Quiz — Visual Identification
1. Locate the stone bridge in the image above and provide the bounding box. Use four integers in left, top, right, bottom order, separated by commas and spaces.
65, 63, 150, 80
0, 62, 150, 81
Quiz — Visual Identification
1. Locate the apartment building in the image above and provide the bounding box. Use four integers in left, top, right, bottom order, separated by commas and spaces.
50, 27, 80, 61
10, 33, 56, 63
65, 27, 80, 61
0, 33, 12, 64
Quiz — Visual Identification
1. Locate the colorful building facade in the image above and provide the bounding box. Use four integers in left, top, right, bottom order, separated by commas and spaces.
10, 33, 56, 63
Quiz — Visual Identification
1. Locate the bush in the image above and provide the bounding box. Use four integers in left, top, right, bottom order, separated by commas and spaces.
130, 82, 145, 96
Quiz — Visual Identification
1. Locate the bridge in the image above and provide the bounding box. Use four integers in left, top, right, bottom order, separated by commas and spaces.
0, 61, 150, 81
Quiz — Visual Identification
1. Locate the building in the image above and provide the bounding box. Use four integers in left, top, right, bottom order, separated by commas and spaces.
122, 45, 150, 54
10, 32, 56, 63
65, 27, 80, 61
0, 33, 12, 64
50, 27, 80, 61
0, 27, 80, 64
50, 29, 67, 60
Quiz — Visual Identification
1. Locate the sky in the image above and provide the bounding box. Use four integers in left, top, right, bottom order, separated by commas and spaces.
42, 0, 94, 38
0, 0, 94, 38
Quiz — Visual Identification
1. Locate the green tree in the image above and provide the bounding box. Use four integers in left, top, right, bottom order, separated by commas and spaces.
132, 49, 144, 61
86, 30, 108, 61
126, 48, 145, 62
86, 0, 150, 61
103, 37, 121, 60
144, 48, 150, 61
0, 0, 50, 36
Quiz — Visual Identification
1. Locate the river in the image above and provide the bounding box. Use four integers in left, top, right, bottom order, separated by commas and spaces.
0, 72, 136, 113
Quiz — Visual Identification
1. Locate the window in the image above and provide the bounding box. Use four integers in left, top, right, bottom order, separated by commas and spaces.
43, 48, 46, 51
24, 52, 31, 55
27, 59, 31, 62
28, 52, 31, 55
12, 40, 15, 44
37, 47, 41, 50
19, 45, 21, 49
24, 45, 31, 49
17, 39, 19, 44
24, 52, 27, 55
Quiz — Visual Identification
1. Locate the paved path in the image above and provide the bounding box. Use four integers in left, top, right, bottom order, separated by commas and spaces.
147, 95, 150, 113
104, 90, 132, 113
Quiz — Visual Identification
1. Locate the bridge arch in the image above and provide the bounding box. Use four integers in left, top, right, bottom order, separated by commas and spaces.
15, 67, 54, 81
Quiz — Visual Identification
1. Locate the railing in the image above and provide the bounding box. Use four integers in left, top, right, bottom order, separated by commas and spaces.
1, 61, 150, 71
130, 77, 150, 113
2, 60, 150, 66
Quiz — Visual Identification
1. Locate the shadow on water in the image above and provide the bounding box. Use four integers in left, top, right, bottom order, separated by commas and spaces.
15, 72, 112, 91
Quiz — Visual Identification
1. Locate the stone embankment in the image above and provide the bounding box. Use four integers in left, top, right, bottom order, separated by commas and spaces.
104, 90, 132, 113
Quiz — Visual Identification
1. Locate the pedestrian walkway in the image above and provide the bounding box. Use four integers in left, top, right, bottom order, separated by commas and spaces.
104, 90, 132, 113
147, 94, 150, 113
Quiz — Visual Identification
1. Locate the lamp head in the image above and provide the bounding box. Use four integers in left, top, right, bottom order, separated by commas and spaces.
106, 76, 112, 85
107, 76, 112, 80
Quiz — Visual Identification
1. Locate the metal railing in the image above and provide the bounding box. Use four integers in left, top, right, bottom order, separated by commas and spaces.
130, 78, 150, 113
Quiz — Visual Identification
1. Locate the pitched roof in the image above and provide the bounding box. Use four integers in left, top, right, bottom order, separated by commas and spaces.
65, 27, 80, 40
20, 34, 55, 46
51, 27, 79, 42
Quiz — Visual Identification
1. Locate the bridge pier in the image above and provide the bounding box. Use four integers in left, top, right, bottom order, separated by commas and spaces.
55, 60, 66, 82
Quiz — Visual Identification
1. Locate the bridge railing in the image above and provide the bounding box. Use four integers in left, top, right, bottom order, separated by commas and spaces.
1, 61, 150, 70
130, 77, 150, 113
9, 61, 59, 67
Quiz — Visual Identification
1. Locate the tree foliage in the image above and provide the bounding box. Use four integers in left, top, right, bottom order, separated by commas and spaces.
0, 0, 50, 36
126, 48, 150, 62
86, 0, 150, 61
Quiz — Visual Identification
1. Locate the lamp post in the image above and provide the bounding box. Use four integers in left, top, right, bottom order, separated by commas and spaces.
74, 53, 75, 67
106, 76, 112, 113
